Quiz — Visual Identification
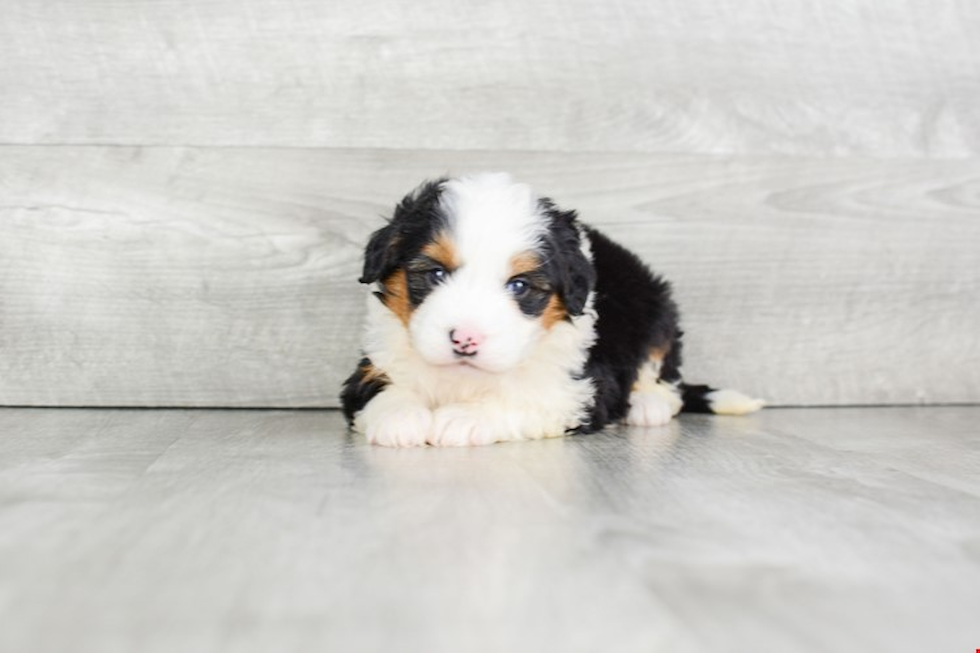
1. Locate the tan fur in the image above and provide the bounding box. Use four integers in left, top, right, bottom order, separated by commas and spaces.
649, 345, 669, 364
360, 360, 390, 387
510, 251, 566, 329
509, 251, 540, 277
633, 346, 668, 391
382, 269, 413, 326
541, 295, 568, 330
629, 344, 684, 423
422, 233, 460, 270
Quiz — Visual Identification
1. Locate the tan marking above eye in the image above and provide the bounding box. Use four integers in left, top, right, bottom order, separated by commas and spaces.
421, 232, 460, 271
509, 251, 541, 277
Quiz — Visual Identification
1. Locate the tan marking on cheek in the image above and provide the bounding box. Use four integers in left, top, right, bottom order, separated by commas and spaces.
381, 269, 413, 326
541, 295, 567, 330
422, 232, 460, 270
509, 251, 541, 277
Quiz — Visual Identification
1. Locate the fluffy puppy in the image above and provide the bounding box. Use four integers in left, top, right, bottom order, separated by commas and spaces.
341, 173, 762, 447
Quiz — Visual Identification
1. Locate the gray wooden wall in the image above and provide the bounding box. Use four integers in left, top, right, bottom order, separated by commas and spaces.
2, 0, 978, 408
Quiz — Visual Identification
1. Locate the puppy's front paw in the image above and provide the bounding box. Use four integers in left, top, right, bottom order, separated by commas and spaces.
626, 391, 675, 427
359, 395, 433, 447
430, 405, 498, 447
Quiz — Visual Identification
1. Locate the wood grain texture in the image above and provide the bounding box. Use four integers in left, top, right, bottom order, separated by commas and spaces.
0, 407, 978, 653
2, 0, 979, 155
2, 146, 978, 407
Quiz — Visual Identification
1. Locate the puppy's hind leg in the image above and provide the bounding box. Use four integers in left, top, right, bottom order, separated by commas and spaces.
626, 355, 683, 427
627, 386, 683, 427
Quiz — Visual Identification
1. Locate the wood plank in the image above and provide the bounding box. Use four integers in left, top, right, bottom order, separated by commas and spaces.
1, 0, 979, 155
0, 407, 978, 653
1, 146, 978, 407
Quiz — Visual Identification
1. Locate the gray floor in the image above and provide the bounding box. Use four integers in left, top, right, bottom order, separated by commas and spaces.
1, 407, 977, 653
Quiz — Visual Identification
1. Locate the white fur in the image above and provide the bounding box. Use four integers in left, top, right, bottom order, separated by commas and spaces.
360, 295, 597, 446
354, 173, 762, 446
706, 389, 766, 415
627, 357, 683, 426
626, 392, 675, 427
358, 173, 597, 447
358, 385, 433, 447
408, 174, 548, 373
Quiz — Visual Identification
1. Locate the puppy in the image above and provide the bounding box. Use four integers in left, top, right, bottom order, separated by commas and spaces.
341, 173, 763, 447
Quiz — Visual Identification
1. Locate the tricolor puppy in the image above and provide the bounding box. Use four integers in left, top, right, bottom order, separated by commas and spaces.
342, 173, 762, 447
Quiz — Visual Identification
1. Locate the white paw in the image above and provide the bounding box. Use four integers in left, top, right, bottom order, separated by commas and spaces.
429, 405, 498, 447
626, 391, 675, 427
359, 394, 433, 447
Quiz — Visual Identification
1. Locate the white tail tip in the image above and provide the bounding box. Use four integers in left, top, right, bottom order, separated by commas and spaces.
706, 389, 766, 415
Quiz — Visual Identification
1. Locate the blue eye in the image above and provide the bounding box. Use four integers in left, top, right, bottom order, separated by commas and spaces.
428, 267, 448, 285
506, 277, 530, 297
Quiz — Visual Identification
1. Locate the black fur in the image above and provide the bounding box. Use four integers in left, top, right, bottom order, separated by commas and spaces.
342, 177, 725, 433
678, 383, 715, 414
537, 200, 596, 316
344, 179, 449, 423
577, 226, 684, 432
341, 357, 389, 423
360, 179, 449, 289
512, 276, 552, 318
404, 256, 450, 307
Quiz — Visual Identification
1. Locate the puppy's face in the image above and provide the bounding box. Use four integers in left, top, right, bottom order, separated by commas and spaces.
361, 174, 594, 374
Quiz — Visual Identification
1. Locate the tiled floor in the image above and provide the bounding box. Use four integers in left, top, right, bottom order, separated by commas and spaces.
1, 407, 977, 653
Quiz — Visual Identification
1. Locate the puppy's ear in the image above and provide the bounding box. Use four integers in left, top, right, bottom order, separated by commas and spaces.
561, 241, 595, 315
544, 204, 595, 316
359, 223, 398, 285
360, 178, 448, 285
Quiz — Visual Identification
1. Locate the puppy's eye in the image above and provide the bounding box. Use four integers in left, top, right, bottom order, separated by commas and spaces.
505, 277, 530, 297
428, 267, 448, 285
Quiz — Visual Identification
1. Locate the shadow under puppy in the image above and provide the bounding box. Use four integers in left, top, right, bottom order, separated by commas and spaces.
342, 173, 762, 447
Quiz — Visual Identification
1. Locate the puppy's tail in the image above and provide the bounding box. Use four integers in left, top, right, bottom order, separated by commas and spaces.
679, 383, 765, 415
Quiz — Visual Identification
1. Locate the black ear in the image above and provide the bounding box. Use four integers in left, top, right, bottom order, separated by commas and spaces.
359, 178, 449, 285
543, 203, 595, 316
562, 241, 595, 315
359, 223, 397, 284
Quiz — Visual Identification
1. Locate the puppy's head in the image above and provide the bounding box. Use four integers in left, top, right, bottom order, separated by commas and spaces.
361, 173, 594, 373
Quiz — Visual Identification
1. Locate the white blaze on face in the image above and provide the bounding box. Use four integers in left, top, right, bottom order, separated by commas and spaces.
408, 173, 550, 373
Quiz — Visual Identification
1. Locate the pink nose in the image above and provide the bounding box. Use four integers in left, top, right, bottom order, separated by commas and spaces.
449, 327, 484, 352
